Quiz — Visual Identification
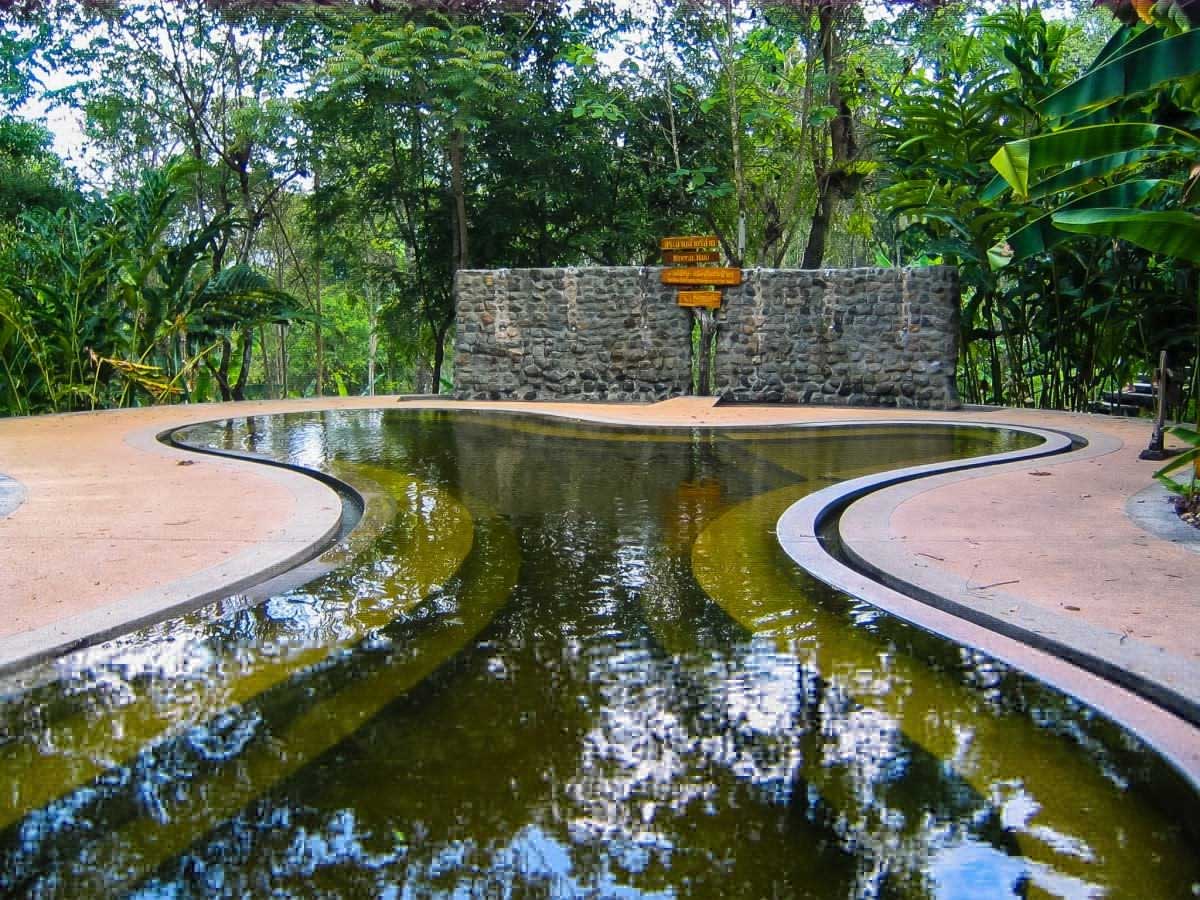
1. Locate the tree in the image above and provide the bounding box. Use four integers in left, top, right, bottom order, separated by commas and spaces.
0, 116, 76, 220
316, 8, 510, 392
45, 0, 317, 398
0, 160, 298, 415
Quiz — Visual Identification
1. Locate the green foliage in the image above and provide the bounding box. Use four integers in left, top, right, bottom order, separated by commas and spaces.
0, 160, 296, 414
1040, 27, 1200, 117
989, 19, 1200, 269
1155, 426, 1200, 501
1052, 208, 1200, 263
0, 116, 76, 220
879, 4, 1193, 412
980, 11, 1199, 416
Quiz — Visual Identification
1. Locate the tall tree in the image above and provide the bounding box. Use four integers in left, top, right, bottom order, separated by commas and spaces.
317, 9, 509, 391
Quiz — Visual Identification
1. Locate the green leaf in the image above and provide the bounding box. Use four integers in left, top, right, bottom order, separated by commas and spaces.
808, 105, 839, 127
1051, 208, 1200, 263
1088, 22, 1156, 69
990, 140, 1030, 198
996, 180, 1165, 266
1169, 426, 1200, 448
990, 124, 1200, 197
1042, 29, 1200, 118
1154, 438, 1199, 493
981, 173, 1011, 203
987, 242, 1014, 270
1024, 148, 1174, 199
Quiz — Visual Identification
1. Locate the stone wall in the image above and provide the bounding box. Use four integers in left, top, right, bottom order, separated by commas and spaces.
454, 266, 961, 409
454, 267, 692, 402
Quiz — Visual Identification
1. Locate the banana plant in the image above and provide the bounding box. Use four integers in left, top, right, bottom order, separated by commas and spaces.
987, 20, 1200, 267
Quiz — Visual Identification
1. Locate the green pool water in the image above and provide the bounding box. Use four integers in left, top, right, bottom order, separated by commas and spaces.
0, 410, 1195, 898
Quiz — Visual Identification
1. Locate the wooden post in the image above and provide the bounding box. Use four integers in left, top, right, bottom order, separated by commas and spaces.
697, 309, 715, 396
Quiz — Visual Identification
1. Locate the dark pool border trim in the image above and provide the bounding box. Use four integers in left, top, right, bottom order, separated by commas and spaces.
159, 424, 365, 539
775, 424, 1200, 788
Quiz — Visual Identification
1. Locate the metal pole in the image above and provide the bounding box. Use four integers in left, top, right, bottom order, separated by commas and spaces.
1139, 349, 1169, 461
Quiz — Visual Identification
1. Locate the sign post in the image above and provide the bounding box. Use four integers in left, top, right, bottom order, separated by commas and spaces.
659, 235, 738, 397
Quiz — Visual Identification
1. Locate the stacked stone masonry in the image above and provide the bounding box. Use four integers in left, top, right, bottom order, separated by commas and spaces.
454, 266, 961, 409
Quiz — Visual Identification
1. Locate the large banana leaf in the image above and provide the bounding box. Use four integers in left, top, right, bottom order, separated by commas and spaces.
990, 123, 1200, 197
1051, 208, 1200, 263
1089, 22, 1161, 69
989, 179, 1167, 267
1041, 28, 1200, 118
981, 147, 1169, 202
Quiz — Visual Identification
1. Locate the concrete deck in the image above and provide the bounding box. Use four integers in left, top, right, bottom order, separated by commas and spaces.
0, 397, 1196, 778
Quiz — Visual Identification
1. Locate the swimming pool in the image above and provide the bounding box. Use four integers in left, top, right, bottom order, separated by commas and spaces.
0, 410, 1194, 897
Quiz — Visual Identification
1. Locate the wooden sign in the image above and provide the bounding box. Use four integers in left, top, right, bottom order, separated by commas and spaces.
660, 235, 719, 251
662, 266, 742, 286
677, 290, 722, 309
663, 250, 720, 264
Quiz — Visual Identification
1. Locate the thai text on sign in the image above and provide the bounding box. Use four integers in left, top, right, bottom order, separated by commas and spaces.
660, 235, 719, 251
661, 267, 742, 286
662, 250, 720, 264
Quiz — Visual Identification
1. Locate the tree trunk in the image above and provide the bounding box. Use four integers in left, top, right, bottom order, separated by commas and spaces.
802, 179, 836, 269
279, 323, 289, 399
214, 337, 233, 402
232, 328, 252, 401
449, 128, 470, 270
313, 168, 325, 397
802, 4, 856, 271
723, 0, 747, 266
259, 324, 273, 399
696, 309, 716, 396
367, 286, 378, 396
178, 329, 192, 397
431, 320, 450, 395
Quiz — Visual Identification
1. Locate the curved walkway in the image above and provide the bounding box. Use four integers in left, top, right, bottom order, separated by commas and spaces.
0, 397, 1196, 775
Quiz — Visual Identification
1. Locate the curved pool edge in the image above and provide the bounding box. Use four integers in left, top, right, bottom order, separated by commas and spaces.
0, 423, 352, 681
776, 425, 1200, 791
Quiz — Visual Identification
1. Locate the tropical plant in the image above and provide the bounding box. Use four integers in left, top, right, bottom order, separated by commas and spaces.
1155, 425, 1199, 508
984, 5, 1199, 418
0, 160, 299, 414
878, 5, 1092, 406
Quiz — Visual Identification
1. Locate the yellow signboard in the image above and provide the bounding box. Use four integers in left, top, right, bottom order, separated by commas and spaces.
677, 290, 722, 309
663, 250, 721, 264
660, 235, 719, 251
661, 267, 742, 286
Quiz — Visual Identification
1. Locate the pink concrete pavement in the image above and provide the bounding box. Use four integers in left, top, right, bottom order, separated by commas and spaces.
0, 397, 1196, 767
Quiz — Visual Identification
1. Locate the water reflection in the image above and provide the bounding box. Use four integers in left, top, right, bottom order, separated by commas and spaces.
0, 411, 1194, 898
